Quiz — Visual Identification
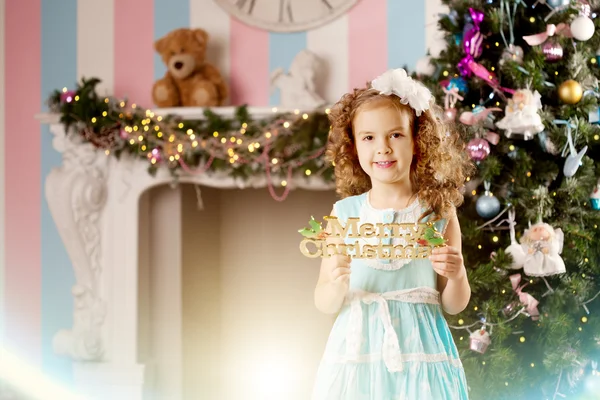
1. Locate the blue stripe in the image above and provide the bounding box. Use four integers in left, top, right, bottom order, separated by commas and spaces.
154, 0, 191, 80
387, 0, 425, 70
269, 32, 307, 106
41, 0, 77, 385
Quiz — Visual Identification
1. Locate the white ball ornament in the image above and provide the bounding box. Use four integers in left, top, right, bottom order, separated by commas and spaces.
415, 56, 436, 77
570, 15, 595, 41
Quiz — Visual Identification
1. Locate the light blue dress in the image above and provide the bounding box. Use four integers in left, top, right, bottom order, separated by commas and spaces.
311, 192, 469, 400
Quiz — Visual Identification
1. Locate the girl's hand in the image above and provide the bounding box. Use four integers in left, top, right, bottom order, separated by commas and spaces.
326, 254, 351, 287
429, 246, 466, 281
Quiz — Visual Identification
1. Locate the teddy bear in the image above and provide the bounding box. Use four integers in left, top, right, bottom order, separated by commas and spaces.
152, 28, 228, 107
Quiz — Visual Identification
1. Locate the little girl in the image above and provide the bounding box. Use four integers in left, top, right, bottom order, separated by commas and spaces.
311, 68, 474, 400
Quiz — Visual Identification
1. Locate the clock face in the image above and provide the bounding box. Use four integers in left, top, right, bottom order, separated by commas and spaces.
214, 0, 360, 32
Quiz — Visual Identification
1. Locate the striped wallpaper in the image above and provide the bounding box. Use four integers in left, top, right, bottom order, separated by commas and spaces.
0, 0, 447, 385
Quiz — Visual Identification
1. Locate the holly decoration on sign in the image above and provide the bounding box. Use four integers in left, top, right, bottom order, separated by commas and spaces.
298, 216, 329, 240
418, 223, 446, 247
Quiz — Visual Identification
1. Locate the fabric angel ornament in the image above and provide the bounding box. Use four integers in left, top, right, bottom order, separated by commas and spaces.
516, 221, 566, 277
496, 89, 545, 140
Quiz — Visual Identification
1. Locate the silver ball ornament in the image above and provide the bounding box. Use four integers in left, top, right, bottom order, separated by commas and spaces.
476, 191, 501, 219
546, 0, 570, 8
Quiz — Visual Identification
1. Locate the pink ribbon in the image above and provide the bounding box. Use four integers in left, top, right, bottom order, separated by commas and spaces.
442, 87, 464, 110
459, 107, 501, 145
510, 274, 540, 320
462, 59, 515, 97
523, 23, 571, 46
485, 131, 500, 145
459, 107, 502, 125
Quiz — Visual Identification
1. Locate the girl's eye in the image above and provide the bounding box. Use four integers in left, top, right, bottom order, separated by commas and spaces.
363, 135, 373, 141
391, 133, 402, 138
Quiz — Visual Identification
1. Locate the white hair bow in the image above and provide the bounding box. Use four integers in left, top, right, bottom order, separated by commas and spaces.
370, 68, 433, 116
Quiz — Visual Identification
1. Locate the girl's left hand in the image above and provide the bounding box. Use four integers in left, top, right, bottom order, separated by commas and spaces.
429, 246, 466, 281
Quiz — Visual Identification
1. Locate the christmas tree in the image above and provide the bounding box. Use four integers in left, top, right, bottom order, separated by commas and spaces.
414, 1, 600, 398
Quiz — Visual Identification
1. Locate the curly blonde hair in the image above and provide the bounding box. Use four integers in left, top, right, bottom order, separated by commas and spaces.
325, 85, 475, 221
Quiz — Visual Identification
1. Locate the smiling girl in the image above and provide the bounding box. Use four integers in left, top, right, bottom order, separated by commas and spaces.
311, 68, 475, 400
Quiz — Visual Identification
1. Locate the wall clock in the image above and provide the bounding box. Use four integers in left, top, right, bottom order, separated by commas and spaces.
214, 0, 361, 33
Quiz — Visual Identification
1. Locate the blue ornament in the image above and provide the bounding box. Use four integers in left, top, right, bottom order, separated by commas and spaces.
446, 77, 469, 94
454, 33, 463, 45
537, 132, 555, 153
590, 185, 600, 210
448, 10, 459, 26
589, 106, 600, 124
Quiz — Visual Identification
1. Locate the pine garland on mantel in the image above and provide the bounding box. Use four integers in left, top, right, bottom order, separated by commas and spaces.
46, 77, 335, 201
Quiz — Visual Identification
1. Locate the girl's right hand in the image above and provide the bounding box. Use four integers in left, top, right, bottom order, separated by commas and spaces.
314, 253, 352, 314
313, 207, 352, 314
326, 254, 352, 288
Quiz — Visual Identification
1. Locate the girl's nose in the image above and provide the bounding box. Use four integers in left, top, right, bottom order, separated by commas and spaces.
377, 141, 391, 154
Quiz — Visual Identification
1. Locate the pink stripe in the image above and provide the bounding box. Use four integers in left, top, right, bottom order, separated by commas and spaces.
348, 1, 387, 90
4, 0, 42, 364
114, 0, 154, 108
229, 18, 268, 106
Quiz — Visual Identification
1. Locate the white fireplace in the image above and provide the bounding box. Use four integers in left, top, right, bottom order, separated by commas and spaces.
37, 108, 336, 400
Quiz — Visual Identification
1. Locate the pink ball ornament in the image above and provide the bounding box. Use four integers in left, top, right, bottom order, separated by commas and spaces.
444, 108, 457, 121
467, 138, 491, 161
542, 40, 563, 61
60, 90, 76, 103
149, 148, 162, 163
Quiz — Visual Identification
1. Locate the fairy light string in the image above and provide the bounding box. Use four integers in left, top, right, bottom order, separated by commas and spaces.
48, 79, 334, 202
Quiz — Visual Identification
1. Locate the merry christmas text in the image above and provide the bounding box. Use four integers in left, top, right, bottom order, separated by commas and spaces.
299, 217, 443, 259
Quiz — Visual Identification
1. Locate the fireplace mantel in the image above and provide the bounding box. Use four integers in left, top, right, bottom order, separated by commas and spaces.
36, 107, 334, 399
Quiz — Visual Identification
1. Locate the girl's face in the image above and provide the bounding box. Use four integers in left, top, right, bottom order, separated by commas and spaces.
352, 103, 415, 188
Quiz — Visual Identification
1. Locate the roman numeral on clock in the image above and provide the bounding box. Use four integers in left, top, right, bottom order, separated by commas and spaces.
279, 0, 294, 22
235, 0, 256, 15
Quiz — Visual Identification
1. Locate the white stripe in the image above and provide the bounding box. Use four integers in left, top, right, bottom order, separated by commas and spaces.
77, 0, 115, 96
425, 0, 448, 55
307, 14, 349, 105
190, 0, 231, 103
0, 0, 6, 342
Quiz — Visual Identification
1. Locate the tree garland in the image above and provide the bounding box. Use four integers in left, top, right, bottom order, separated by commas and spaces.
46, 78, 335, 201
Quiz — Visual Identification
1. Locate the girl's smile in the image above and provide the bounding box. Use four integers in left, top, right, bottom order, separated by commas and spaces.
374, 160, 397, 168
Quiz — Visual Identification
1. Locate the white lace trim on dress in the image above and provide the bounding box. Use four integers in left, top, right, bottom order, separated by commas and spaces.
323, 351, 464, 368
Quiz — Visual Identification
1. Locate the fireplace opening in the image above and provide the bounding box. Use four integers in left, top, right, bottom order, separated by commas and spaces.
136, 184, 337, 400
